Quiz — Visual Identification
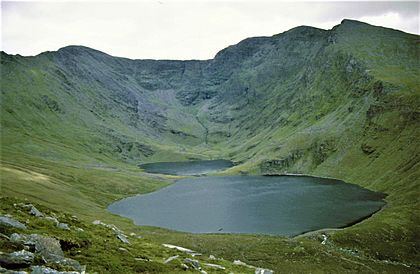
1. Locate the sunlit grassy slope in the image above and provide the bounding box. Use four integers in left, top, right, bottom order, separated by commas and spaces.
1, 19, 419, 272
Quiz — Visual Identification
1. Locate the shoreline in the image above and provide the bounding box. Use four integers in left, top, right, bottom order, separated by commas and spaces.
293, 203, 388, 238
108, 166, 388, 238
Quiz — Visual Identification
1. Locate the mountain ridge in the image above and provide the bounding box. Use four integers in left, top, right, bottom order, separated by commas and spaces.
4, 18, 413, 60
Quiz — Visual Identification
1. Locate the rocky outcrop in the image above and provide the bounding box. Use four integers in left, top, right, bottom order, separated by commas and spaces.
9, 234, 82, 272
312, 140, 337, 166
260, 150, 304, 174
10, 234, 64, 260
361, 143, 376, 155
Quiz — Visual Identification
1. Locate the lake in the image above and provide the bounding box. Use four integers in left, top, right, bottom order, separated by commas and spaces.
139, 159, 234, 175
108, 174, 386, 236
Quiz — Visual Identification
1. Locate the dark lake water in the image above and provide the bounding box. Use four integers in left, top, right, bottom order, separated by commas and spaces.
108, 175, 386, 236
139, 159, 233, 175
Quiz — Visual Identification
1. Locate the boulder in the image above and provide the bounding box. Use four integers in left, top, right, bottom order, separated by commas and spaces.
0, 250, 34, 269
30, 235, 64, 261
0, 216, 27, 230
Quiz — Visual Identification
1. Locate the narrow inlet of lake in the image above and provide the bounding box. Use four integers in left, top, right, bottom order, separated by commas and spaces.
139, 159, 233, 176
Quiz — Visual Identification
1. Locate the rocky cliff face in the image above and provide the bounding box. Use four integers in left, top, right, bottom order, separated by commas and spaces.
1, 20, 418, 170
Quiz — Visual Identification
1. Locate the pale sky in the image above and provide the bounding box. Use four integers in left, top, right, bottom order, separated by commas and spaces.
1, 1, 419, 60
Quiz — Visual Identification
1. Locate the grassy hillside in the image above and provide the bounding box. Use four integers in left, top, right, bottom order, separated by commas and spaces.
1, 19, 419, 273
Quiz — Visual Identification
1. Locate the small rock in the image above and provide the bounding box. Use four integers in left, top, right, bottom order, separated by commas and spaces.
44, 217, 59, 225
92, 220, 102, 225
0, 216, 27, 229
134, 257, 148, 261
75, 227, 84, 232
205, 263, 225, 270
129, 232, 136, 237
107, 224, 123, 235
162, 244, 201, 256
180, 263, 189, 270
116, 234, 129, 244
118, 247, 128, 252
29, 205, 43, 217
321, 233, 327, 245
14, 203, 27, 208
57, 223, 70, 230
255, 268, 274, 274
233, 260, 255, 269
184, 258, 201, 270
163, 255, 179, 264
0, 250, 34, 268
209, 255, 216, 260
0, 233, 10, 240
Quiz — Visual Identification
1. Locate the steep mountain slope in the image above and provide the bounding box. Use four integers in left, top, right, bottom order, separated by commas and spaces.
1, 19, 419, 272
